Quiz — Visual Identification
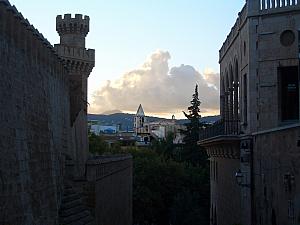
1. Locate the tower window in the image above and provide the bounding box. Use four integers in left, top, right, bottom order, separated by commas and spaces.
278, 66, 299, 121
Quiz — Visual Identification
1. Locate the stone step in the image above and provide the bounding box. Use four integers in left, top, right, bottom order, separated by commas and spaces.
72, 215, 94, 225
63, 188, 76, 195
61, 198, 83, 210
59, 183, 95, 225
62, 193, 81, 203
61, 210, 90, 225
60, 204, 85, 218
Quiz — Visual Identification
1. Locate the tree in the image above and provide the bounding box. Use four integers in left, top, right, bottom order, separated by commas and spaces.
151, 132, 175, 160
88, 133, 109, 155
182, 84, 207, 166
183, 84, 201, 142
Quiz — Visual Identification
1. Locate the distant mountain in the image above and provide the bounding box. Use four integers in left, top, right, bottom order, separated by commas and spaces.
88, 113, 220, 131
101, 109, 122, 115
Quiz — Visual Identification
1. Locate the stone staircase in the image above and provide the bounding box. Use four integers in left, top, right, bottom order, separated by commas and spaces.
59, 184, 95, 225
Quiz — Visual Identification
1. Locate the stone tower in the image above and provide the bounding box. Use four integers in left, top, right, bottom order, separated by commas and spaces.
54, 14, 95, 176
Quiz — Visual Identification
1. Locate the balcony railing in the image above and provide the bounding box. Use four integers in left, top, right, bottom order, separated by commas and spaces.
199, 119, 240, 141
260, 0, 299, 10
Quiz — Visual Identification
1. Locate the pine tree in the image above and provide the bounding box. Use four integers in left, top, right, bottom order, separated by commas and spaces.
183, 84, 201, 143
182, 84, 207, 166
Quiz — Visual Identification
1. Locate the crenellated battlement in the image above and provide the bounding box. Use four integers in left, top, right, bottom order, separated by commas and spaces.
54, 44, 95, 76
56, 14, 89, 36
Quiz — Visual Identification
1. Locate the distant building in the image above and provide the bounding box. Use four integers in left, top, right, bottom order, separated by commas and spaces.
133, 104, 185, 146
90, 124, 119, 134
134, 104, 151, 145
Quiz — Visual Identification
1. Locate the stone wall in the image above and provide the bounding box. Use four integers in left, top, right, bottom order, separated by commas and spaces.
211, 157, 241, 225
253, 125, 300, 225
0, 2, 70, 224
87, 156, 133, 225
255, 10, 300, 130
201, 137, 241, 225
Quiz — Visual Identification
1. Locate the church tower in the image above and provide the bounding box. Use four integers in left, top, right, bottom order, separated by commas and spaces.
134, 104, 146, 135
54, 14, 95, 176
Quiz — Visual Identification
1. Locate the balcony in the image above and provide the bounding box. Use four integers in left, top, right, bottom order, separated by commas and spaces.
199, 119, 240, 141
198, 119, 240, 159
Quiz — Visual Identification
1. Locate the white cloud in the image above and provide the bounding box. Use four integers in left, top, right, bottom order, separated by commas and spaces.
89, 50, 220, 116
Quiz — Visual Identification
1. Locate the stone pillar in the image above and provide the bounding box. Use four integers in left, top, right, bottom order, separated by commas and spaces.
229, 86, 234, 134
240, 138, 253, 225
234, 82, 239, 133
55, 14, 95, 177
247, 0, 261, 15
224, 90, 229, 134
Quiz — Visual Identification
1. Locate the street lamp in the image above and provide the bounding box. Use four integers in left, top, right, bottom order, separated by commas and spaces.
235, 169, 243, 185
235, 169, 250, 188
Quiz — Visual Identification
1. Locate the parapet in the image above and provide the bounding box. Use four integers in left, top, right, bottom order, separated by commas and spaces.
219, 4, 247, 62
56, 14, 90, 36
54, 44, 95, 63
0, 0, 62, 59
219, 0, 300, 61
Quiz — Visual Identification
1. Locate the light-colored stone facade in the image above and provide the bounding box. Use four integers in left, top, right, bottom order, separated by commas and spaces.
199, 0, 300, 225
0, 1, 132, 224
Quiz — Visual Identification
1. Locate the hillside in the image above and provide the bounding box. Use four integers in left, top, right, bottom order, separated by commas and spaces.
88, 113, 220, 131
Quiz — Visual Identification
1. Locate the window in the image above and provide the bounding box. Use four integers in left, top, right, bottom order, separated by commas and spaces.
243, 74, 248, 125
215, 161, 218, 181
280, 30, 295, 47
279, 66, 299, 121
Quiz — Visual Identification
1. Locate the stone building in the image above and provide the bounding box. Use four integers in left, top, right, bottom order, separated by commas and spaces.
134, 104, 185, 145
198, 0, 300, 225
0, 0, 132, 225
134, 104, 147, 136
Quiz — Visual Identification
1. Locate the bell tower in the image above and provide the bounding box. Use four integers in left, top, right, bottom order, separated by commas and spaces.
54, 14, 95, 176
134, 104, 146, 135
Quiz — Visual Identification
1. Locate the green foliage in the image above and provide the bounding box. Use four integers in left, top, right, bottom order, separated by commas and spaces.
88, 132, 109, 155
88, 116, 210, 225
150, 132, 175, 159
182, 84, 208, 166
170, 191, 209, 225
129, 148, 209, 225
88, 132, 124, 155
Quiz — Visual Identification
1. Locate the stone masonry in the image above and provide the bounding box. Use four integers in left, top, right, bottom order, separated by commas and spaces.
0, 1, 132, 225
54, 14, 95, 178
199, 0, 300, 225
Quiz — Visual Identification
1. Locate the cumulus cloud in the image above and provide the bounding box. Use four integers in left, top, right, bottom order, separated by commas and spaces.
89, 50, 220, 115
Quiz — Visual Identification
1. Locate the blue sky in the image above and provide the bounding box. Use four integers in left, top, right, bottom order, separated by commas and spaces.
9, 0, 245, 118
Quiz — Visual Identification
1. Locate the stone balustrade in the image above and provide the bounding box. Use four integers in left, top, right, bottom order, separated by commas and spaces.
260, 0, 300, 10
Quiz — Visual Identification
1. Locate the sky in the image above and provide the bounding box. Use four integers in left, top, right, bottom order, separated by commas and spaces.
9, 0, 245, 119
